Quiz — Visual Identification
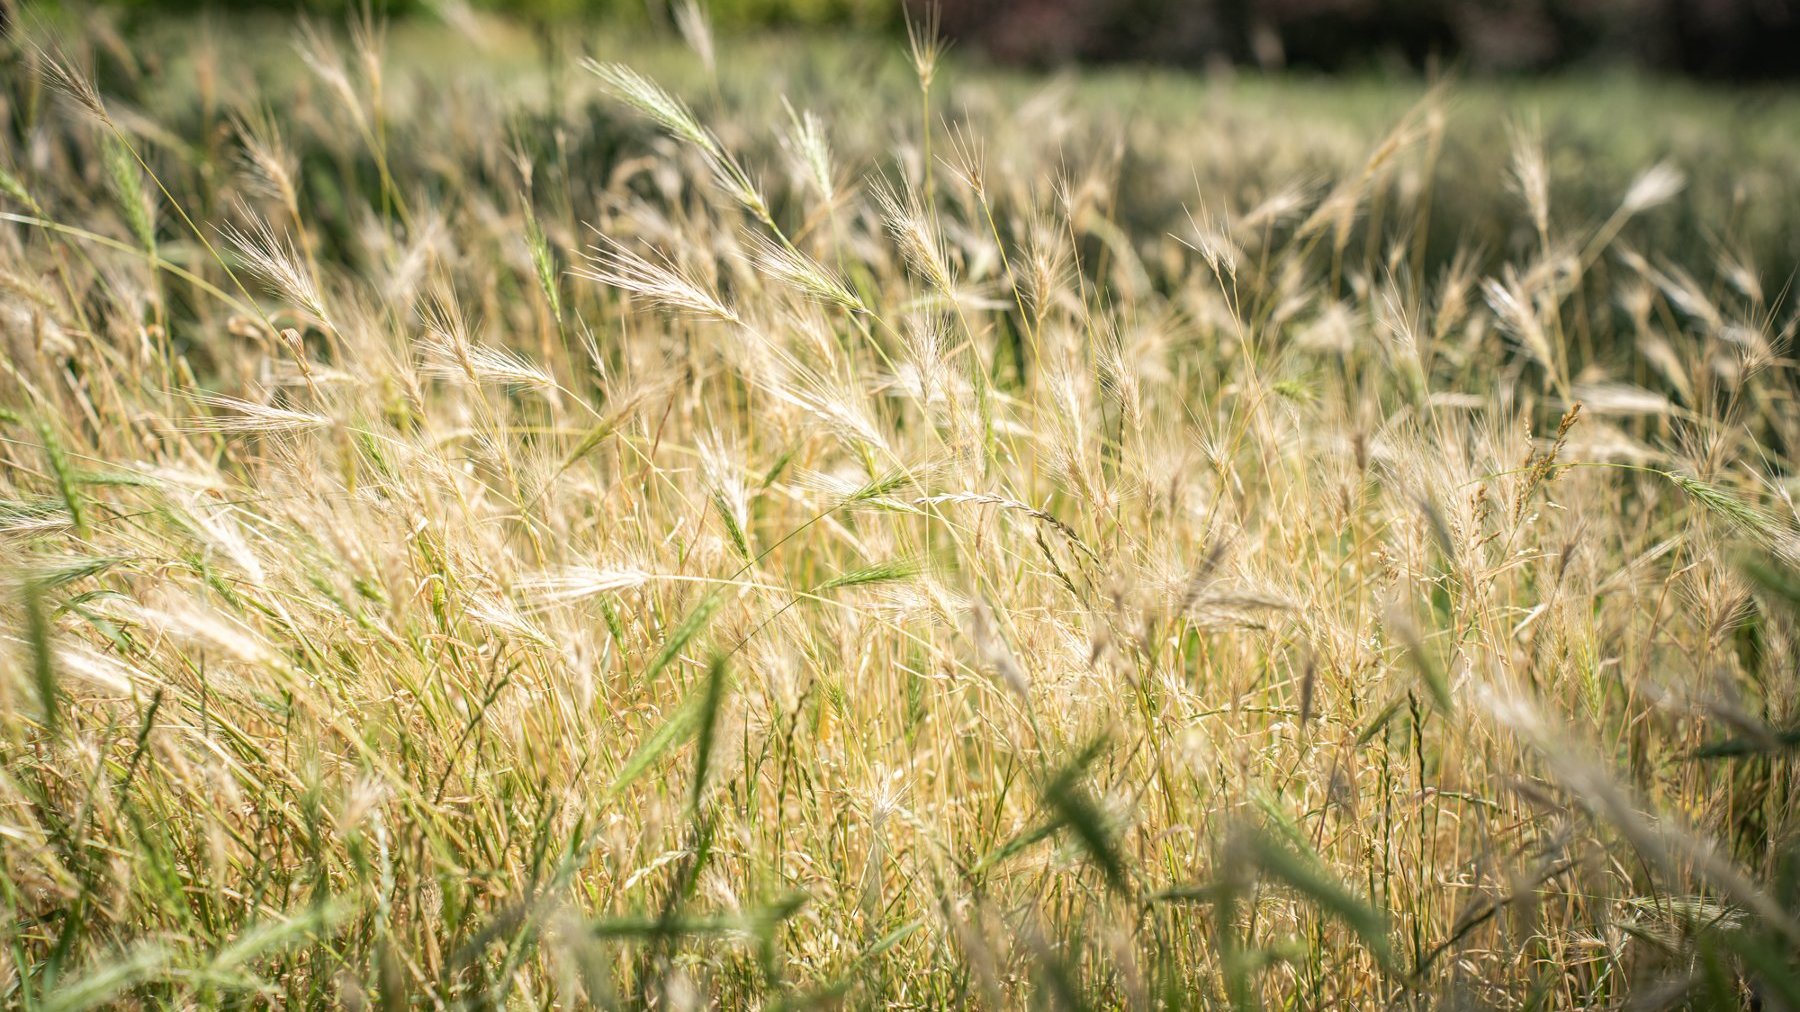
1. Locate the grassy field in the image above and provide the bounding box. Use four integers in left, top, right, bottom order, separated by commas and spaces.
4, 7, 1800, 1008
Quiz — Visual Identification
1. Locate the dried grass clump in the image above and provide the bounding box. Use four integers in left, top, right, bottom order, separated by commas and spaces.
2, 8, 1799, 1009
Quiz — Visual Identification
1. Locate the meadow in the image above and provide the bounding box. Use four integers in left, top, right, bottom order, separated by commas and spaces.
3, 7, 1800, 1007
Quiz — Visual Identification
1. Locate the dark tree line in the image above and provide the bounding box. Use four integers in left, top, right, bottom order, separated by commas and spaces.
928, 0, 1800, 80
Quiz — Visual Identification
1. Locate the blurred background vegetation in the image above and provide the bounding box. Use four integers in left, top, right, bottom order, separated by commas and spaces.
21, 0, 1800, 80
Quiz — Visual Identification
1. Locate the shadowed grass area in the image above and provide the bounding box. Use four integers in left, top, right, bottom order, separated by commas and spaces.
2, 7, 1799, 1008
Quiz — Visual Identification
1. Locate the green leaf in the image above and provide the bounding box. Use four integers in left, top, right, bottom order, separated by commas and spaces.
1742, 555, 1800, 614
587, 892, 806, 942
1247, 824, 1395, 972
201, 902, 347, 985
1396, 623, 1452, 714
41, 943, 168, 1012
1041, 738, 1127, 894
1716, 928, 1800, 1010
690, 653, 731, 813
610, 645, 728, 799
608, 698, 703, 799
22, 578, 59, 739
1356, 694, 1406, 746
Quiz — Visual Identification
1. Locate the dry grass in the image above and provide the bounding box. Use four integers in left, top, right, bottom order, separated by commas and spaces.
3, 8, 1800, 1009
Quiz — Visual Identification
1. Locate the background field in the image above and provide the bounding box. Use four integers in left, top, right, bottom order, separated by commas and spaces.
3, 4, 1800, 1008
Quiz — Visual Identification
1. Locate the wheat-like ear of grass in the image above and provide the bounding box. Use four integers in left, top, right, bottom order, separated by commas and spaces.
673, 0, 716, 79
574, 236, 739, 322
745, 231, 863, 312
522, 198, 562, 323
781, 98, 837, 204
220, 216, 326, 322
810, 555, 924, 593
103, 133, 156, 256
1664, 470, 1785, 543
586, 60, 769, 219
584, 60, 713, 153
874, 178, 956, 295
513, 567, 654, 605
182, 393, 333, 434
